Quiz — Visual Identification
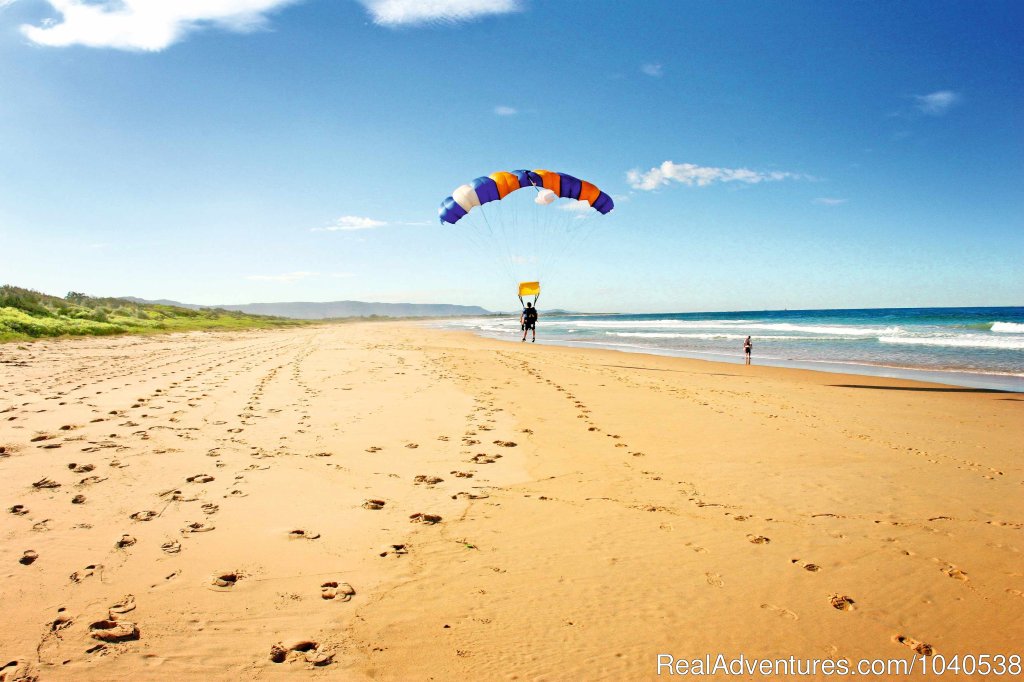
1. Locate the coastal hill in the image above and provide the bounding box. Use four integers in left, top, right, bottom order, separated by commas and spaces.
123, 298, 491, 320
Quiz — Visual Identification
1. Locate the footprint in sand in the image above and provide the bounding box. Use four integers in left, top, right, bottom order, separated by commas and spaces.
791, 559, 821, 572
182, 521, 215, 534
269, 640, 332, 666
379, 543, 409, 557
288, 529, 320, 540
89, 620, 139, 643
51, 615, 73, 632
186, 474, 214, 483
452, 491, 488, 500
67, 463, 95, 473
492, 440, 517, 447
8, 504, 28, 515
130, 510, 158, 522
201, 503, 219, 515
747, 535, 771, 544
116, 534, 137, 548
362, 499, 386, 510
19, 550, 39, 565
943, 566, 969, 581
70, 564, 101, 582
414, 475, 444, 486
365, 446, 382, 453
321, 581, 355, 601
211, 572, 240, 588
78, 475, 107, 486
704, 572, 724, 588
409, 513, 442, 524
32, 478, 61, 489
72, 494, 86, 504
451, 471, 474, 478
405, 443, 419, 449
760, 604, 799, 620
894, 634, 934, 656
161, 540, 181, 554
830, 595, 855, 611
471, 454, 497, 464
109, 594, 136, 617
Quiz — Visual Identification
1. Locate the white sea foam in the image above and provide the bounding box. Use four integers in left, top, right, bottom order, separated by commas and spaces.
605, 332, 836, 341
992, 321, 1024, 333
879, 335, 1024, 350
573, 319, 896, 336
571, 319, 752, 329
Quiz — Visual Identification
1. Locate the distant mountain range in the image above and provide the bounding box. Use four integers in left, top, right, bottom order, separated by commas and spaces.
121, 297, 491, 320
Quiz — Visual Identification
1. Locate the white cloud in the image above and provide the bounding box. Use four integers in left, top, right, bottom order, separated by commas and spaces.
813, 197, 847, 206
627, 161, 804, 191
360, 0, 521, 26
246, 271, 353, 282
914, 90, 960, 115
494, 105, 517, 116
640, 63, 663, 77
311, 215, 388, 232
20, 0, 299, 51
557, 199, 593, 213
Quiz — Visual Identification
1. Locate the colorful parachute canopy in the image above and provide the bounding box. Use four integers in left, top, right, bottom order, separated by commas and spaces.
518, 281, 541, 297
439, 169, 614, 225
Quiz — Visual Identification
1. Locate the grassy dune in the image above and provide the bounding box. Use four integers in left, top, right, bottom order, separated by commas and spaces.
0, 286, 304, 343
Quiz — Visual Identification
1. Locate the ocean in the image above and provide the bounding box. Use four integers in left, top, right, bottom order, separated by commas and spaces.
441, 307, 1024, 392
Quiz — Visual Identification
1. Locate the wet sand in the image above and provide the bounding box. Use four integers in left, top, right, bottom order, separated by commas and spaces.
1, 323, 1021, 680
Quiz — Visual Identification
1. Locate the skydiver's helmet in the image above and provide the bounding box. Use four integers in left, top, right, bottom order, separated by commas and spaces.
526, 302, 532, 308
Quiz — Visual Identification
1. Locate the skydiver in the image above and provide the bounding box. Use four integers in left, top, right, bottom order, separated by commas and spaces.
521, 302, 538, 343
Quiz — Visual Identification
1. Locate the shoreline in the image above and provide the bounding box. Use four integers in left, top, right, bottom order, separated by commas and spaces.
443, 326, 1024, 393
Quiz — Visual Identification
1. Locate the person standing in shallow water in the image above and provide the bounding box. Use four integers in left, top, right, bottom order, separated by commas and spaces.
743, 336, 752, 364
521, 302, 538, 343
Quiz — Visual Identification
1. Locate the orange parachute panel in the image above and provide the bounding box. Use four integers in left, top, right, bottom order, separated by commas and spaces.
578, 180, 601, 205
533, 169, 561, 196
489, 171, 520, 198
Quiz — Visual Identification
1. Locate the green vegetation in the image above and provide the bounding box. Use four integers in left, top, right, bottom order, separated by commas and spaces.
0, 286, 304, 343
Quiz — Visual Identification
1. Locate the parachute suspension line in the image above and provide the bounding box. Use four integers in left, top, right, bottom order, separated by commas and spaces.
483, 199, 519, 290
543, 209, 600, 290
464, 207, 517, 288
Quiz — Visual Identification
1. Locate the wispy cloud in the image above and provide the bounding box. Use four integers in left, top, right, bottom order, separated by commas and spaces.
914, 90, 960, 116
20, 0, 299, 51
311, 215, 387, 232
494, 105, 518, 116
627, 161, 804, 191
640, 62, 663, 77
359, 0, 521, 26
246, 271, 353, 282
557, 199, 593, 213
813, 197, 847, 206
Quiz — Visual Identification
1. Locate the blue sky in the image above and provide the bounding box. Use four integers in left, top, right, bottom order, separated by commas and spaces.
1, 0, 1021, 313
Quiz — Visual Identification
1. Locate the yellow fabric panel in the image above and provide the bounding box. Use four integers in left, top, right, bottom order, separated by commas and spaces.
489, 171, 520, 198
578, 180, 601, 205
534, 169, 561, 195
518, 281, 541, 297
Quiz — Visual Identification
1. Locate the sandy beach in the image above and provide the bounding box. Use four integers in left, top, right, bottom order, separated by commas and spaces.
1, 322, 1021, 680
